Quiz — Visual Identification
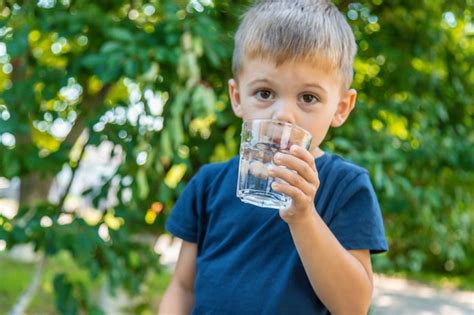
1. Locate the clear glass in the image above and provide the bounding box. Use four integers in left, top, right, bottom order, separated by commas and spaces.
237, 119, 312, 209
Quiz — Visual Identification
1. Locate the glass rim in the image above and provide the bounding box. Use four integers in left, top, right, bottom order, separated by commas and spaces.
242, 119, 312, 138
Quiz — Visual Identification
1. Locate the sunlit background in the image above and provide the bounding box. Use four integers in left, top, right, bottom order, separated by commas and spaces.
0, 0, 472, 314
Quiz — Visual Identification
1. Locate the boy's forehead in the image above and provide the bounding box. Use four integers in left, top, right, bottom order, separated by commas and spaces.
235, 55, 346, 92
237, 55, 338, 78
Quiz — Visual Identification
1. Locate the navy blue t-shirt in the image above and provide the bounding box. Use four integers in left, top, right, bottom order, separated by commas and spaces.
166, 153, 388, 314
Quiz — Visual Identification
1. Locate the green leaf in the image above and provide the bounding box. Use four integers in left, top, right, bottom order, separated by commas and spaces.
81, 54, 107, 69
170, 90, 190, 116
1, 149, 21, 178
5, 25, 29, 58
100, 41, 123, 54
159, 129, 173, 161
124, 59, 138, 77
192, 85, 216, 116
168, 115, 184, 148
53, 274, 79, 315
158, 181, 174, 204
136, 168, 149, 200
374, 163, 384, 189
107, 28, 135, 42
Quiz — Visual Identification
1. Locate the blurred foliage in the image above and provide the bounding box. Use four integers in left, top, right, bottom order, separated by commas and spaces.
328, 0, 474, 276
0, 0, 472, 313
0, 252, 172, 312
0, 0, 243, 312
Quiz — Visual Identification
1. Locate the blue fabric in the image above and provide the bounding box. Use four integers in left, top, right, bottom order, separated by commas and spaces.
165, 153, 388, 314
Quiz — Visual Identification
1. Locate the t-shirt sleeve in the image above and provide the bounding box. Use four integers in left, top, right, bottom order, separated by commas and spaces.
328, 171, 388, 254
165, 170, 205, 243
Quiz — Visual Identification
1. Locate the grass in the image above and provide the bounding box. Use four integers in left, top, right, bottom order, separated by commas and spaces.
0, 256, 56, 313
0, 257, 49, 312
0, 253, 171, 314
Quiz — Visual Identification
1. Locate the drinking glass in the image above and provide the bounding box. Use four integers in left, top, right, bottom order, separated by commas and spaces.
237, 119, 312, 209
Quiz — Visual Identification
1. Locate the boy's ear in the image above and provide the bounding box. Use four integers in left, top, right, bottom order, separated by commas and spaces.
331, 88, 357, 128
228, 78, 243, 118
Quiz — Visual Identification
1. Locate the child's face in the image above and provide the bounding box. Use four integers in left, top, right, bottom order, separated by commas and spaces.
229, 57, 357, 157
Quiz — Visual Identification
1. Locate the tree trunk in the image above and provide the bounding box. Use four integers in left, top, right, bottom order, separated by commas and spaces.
19, 173, 55, 205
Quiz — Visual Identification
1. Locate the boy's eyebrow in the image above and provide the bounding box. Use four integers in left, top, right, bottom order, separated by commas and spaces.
247, 79, 329, 96
302, 83, 328, 94
248, 79, 327, 93
247, 78, 273, 86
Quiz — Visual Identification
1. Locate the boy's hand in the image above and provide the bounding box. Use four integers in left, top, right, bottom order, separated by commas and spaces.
268, 145, 320, 224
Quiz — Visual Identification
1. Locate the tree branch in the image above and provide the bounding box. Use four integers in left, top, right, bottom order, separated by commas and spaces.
63, 84, 112, 148
58, 129, 90, 210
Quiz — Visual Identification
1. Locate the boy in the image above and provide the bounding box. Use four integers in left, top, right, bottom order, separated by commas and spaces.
158, 0, 388, 314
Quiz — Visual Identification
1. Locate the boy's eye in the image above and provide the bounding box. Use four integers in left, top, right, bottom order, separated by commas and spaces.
300, 94, 319, 104
255, 90, 273, 101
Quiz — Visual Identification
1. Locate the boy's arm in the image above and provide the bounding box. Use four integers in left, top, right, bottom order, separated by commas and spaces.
269, 146, 373, 315
288, 214, 373, 315
158, 240, 196, 315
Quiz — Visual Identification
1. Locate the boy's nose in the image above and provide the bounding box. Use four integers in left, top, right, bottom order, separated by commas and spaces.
271, 101, 296, 124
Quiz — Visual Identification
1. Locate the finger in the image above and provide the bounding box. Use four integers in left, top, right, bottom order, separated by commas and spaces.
273, 149, 318, 185
289, 145, 317, 171
268, 165, 316, 197
271, 180, 312, 205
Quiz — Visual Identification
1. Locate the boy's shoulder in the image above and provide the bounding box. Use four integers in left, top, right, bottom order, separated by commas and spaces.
192, 156, 239, 186
318, 152, 374, 195
198, 155, 239, 174
320, 152, 369, 178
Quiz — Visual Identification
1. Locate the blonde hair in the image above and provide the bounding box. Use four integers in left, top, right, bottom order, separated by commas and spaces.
232, 0, 357, 89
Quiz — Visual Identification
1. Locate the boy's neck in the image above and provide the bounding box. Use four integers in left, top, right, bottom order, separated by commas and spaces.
312, 147, 325, 158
